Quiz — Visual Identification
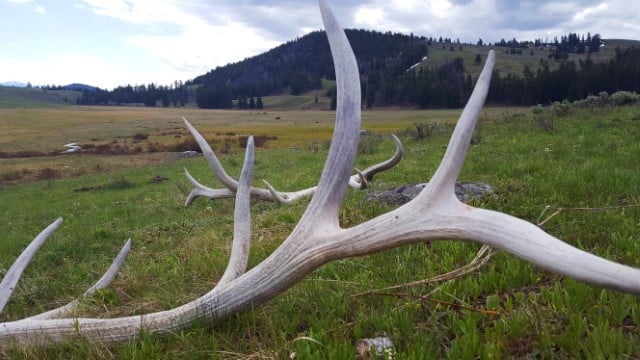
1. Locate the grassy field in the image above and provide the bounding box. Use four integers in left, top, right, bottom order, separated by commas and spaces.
1, 104, 640, 358
0, 87, 81, 108
0, 106, 524, 185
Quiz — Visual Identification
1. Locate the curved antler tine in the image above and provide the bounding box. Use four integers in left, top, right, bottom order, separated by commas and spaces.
303, 0, 361, 226
182, 117, 239, 192
25, 239, 131, 320
423, 50, 495, 198
361, 134, 403, 181
262, 180, 293, 204
0, 218, 63, 313
352, 168, 368, 189
184, 167, 235, 206
218, 137, 254, 286
349, 134, 403, 189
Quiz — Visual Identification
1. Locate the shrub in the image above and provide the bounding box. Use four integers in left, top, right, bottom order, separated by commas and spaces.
531, 104, 555, 131
550, 100, 571, 117
165, 138, 200, 152
412, 122, 434, 140
132, 132, 149, 142
609, 91, 639, 106
103, 177, 135, 190
358, 133, 382, 155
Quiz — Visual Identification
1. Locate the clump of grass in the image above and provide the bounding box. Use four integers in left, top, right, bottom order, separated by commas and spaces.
103, 177, 135, 190
531, 104, 555, 131
412, 121, 435, 140
358, 133, 382, 155
132, 132, 149, 142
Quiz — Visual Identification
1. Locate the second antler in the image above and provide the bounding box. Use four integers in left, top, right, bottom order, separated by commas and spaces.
2, 0, 640, 347
183, 129, 403, 205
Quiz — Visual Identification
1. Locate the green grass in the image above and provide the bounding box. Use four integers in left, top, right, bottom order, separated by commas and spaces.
0, 86, 81, 108
1, 105, 640, 358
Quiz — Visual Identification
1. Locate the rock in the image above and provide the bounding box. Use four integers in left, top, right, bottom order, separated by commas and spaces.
355, 336, 395, 359
149, 176, 168, 184
177, 150, 200, 158
365, 181, 493, 206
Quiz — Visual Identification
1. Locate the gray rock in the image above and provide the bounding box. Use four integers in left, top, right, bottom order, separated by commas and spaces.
366, 181, 493, 206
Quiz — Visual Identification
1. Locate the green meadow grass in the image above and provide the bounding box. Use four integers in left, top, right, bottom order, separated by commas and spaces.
0, 87, 81, 108
1, 105, 640, 358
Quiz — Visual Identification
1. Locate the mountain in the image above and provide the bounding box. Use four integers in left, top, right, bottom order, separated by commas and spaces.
191, 29, 429, 99
0, 81, 27, 87
0, 86, 82, 108
69, 30, 640, 109
62, 83, 99, 92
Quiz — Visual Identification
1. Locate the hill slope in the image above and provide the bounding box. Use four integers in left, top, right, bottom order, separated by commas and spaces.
0, 86, 81, 108
192, 29, 429, 97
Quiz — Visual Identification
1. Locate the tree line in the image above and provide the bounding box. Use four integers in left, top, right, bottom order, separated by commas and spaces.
76, 82, 189, 107
487, 46, 640, 105
72, 28, 637, 110
358, 46, 638, 109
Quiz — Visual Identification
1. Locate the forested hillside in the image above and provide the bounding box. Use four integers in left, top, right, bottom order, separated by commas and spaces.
70, 29, 640, 109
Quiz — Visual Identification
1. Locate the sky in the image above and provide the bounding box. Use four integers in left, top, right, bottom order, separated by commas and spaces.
1, 0, 638, 90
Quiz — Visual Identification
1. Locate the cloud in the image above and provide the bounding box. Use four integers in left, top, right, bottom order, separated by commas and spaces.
2, 0, 638, 89
79, 0, 297, 76
127, 20, 280, 75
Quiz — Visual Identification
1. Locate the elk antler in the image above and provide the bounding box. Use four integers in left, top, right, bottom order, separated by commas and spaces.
2, 0, 640, 347
183, 132, 403, 205
0, 218, 131, 320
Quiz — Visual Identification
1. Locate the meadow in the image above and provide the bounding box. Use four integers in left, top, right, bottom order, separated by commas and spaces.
1, 104, 640, 358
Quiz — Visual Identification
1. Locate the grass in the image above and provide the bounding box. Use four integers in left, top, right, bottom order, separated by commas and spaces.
1, 104, 640, 358
0, 106, 524, 185
0, 87, 82, 108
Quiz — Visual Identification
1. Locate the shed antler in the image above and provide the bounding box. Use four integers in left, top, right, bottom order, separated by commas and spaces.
2, 0, 640, 347
183, 132, 403, 205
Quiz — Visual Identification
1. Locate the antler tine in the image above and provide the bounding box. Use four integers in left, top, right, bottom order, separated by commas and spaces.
349, 134, 403, 189
262, 180, 296, 204
0, 218, 63, 313
182, 117, 239, 191
352, 168, 368, 189
421, 50, 495, 200
218, 137, 254, 286
24, 239, 131, 320
298, 0, 361, 226
183, 167, 235, 206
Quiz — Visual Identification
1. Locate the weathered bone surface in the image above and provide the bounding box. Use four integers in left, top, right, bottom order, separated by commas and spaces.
183, 132, 403, 205
2, 0, 640, 347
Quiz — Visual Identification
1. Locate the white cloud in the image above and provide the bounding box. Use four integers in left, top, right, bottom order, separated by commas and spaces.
128, 19, 280, 76
354, 7, 385, 27
0, 53, 134, 88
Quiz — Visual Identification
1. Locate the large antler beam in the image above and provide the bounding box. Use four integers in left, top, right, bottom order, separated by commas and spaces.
1, 0, 640, 348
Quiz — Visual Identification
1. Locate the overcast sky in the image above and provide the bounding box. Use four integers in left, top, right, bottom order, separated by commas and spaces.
1, 0, 638, 90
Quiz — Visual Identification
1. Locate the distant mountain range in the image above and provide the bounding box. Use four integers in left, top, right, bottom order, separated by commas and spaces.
0, 82, 99, 92
0, 81, 28, 87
